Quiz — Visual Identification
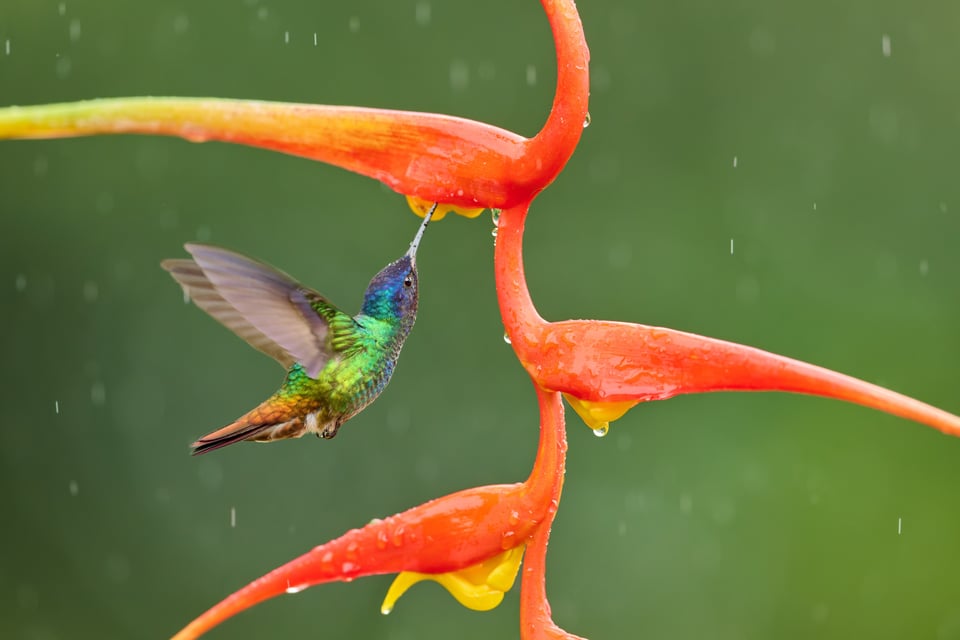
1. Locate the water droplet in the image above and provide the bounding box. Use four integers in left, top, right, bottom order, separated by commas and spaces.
500, 530, 516, 550
321, 551, 334, 563
5, 39, 10, 56
230, 507, 236, 528
376, 530, 388, 550
919, 260, 929, 276
732, 155, 738, 168
415, 1, 431, 26
55, 55, 72, 78
68, 18, 81, 42
582, 112, 591, 128
173, 13, 190, 35
881, 34, 891, 57
508, 510, 520, 526
490, 208, 501, 225
68, 480, 79, 496
58, 3, 66, 16
341, 561, 356, 574
348, 16, 360, 32
14, 274, 26, 292
392, 526, 405, 547
346, 541, 359, 560
592, 424, 609, 438
284, 31, 290, 44
502, 332, 512, 345
525, 64, 537, 86
285, 583, 307, 594
82, 280, 99, 302
90, 381, 106, 406
313, 32, 318, 46
54, 400, 60, 414
491, 226, 498, 238
381, 605, 393, 615
449, 59, 470, 91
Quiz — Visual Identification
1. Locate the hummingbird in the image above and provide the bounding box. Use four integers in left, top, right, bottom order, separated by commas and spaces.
161, 204, 436, 455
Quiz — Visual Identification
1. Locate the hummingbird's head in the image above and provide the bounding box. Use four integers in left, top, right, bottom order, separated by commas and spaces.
361, 256, 418, 323
360, 207, 434, 324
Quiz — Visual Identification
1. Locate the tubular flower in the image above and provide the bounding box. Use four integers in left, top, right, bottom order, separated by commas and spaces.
1, 0, 957, 639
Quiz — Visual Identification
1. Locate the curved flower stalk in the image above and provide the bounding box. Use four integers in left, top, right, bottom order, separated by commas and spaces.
2, 0, 958, 639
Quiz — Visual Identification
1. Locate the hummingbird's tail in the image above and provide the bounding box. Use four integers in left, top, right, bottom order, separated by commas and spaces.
190, 401, 308, 455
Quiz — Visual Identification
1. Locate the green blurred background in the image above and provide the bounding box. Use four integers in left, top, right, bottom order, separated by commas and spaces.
1, 1, 959, 638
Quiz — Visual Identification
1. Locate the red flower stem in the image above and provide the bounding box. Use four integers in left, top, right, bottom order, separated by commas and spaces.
519, 387, 585, 640
495, 203, 547, 357
523, 0, 591, 194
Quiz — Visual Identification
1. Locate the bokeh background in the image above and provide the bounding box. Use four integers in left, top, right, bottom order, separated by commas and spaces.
2, 1, 959, 639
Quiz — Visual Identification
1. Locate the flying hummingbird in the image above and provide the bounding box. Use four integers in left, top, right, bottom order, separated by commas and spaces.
161, 205, 436, 455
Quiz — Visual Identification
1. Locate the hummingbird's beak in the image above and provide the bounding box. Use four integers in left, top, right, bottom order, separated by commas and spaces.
406, 202, 437, 261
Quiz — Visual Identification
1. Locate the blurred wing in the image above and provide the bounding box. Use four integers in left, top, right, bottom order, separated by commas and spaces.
162, 244, 336, 377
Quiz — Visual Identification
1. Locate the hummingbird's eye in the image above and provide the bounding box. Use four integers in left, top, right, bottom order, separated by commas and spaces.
403, 277, 413, 288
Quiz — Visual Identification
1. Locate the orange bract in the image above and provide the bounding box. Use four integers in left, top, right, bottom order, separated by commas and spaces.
1, 0, 957, 639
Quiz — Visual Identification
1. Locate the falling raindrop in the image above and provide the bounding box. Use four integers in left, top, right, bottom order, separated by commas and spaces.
415, 1, 431, 26
348, 16, 360, 33
729, 238, 734, 255
919, 260, 929, 276
284, 31, 290, 44
83, 281, 99, 302
526, 64, 537, 86
54, 400, 60, 414
592, 424, 609, 438
68, 18, 81, 42
90, 381, 106, 406
230, 507, 236, 528
449, 59, 470, 91
5, 39, 10, 55
503, 332, 511, 345
881, 34, 891, 57
897, 516, 902, 535
313, 32, 318, 46
55, 55, 72, 78
69, 481, 79, 496
732, 155, 738, 168
14, 274, 26, 292
173, 14, 190, 35
582, 111, 592, 128
58, 3, 66, 16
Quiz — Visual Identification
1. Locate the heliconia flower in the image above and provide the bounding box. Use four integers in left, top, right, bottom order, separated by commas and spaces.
493, 202, 960, 439
2, 0, 957, 638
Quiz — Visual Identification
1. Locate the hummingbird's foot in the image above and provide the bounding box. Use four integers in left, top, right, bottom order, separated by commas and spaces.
320, 419, 343, 439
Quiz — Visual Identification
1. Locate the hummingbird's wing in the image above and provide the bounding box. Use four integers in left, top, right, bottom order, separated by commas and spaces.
162, 244, 352, 377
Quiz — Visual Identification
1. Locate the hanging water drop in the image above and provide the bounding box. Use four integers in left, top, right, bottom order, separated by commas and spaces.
491, 226, 499, 238
490, 208, 501, 225
583, 111, 591, 128
592, 423, 609, 438
503, 332, 512, 345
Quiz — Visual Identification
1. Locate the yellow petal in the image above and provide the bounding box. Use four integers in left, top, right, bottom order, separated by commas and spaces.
563, 394, 639, 435
380, 545, 524, 614
406, 195, 485, 221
